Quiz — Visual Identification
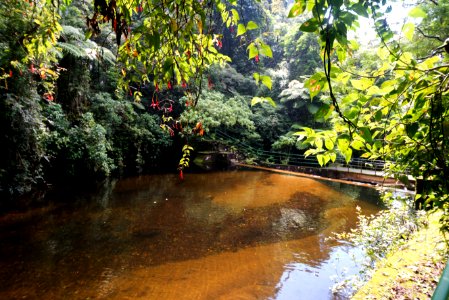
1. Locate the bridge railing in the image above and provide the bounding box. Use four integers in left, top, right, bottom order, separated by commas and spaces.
212, 129, 388, 172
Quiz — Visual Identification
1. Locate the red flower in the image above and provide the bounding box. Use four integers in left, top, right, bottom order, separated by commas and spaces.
216, 40, 222, 49
9, 70, 12, 77
167, 81, 172, 90
43, 93, 54, 101
179, 169, 184, 180
150, 95, 159, 109
182, 80, 187, 88
255, 55, 259, 62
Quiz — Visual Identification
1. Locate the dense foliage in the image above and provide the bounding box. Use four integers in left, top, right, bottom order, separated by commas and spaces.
2, 0, 449, 240
284, 0, 449, 228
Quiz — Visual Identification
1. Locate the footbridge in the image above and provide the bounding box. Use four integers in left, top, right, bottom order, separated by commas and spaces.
208, 130, 411, 188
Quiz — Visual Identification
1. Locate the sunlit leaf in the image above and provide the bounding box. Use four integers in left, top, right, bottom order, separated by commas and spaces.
236, 24, 246, 36
377, 47, 390, 60
325, 139, 334, 150
315, 138, 323, 149
260, 75, 272, 90
253, 72, 260, 84
251, 96, 276, 107
230, 9, 240, 23
402, 23, 415, 41
409, 7, 427, 18
246, 21, 259, 30
288, 1, 305, 18
247, 43, 258, 59
259, 43, 272, 58
351, 140, 364, 150
351, 78, 373, 90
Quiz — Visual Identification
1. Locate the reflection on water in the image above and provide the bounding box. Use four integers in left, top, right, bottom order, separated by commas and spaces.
0, 170, 380, 299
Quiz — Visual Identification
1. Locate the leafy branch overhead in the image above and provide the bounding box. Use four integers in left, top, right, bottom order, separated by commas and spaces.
86, 0, 237, 99
289, 0, 449, 226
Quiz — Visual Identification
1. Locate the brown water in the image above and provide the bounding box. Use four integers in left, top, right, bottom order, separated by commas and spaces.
0, 170, 380, 299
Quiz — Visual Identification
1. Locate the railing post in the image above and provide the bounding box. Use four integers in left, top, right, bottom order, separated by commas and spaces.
432, 260, 449, 300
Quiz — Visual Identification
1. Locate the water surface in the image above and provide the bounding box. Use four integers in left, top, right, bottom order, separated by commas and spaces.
0, 170, 380, 299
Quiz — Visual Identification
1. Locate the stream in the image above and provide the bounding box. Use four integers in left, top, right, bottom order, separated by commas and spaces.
0, 170, 381, 299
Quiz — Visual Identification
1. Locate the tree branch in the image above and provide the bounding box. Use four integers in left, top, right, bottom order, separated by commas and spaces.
416, 27, 443, 42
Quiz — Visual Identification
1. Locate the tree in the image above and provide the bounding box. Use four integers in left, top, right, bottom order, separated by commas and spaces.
288, 0, 449, 227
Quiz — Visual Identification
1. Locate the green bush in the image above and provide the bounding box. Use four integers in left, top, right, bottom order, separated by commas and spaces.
0, 92, 45, 198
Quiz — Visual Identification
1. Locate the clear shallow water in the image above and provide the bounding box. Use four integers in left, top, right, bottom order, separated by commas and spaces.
0, 170, 380, 299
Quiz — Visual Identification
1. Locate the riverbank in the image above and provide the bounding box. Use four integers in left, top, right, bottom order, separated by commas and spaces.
353, 212, 448, 299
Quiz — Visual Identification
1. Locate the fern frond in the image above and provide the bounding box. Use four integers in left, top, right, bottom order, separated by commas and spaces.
57, 42, 87, 58
61, 25, 84, 41
98, 48, 117, 65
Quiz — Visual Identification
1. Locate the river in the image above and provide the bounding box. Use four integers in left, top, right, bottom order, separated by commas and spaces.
0, 170, 381, 299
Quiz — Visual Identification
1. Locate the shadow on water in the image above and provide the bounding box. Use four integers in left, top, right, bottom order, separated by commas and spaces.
0, 170, 382, 299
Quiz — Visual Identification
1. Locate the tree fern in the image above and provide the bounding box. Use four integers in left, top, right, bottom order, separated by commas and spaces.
57, 42, 87, 58
57, 26, 116, 64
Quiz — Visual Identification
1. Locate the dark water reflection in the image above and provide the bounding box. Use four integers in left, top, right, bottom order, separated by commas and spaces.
0, 170, 380, 299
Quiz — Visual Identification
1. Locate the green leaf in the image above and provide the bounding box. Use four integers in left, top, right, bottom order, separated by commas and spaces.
402, 23, 415, 41
305, 72, 326, 99
351, 78, 373, 90
345, 107, 359, 120
300, 19, 319, 32
351, 140, 364, 150
85, 30, 93, 40
317, 154, 324, 166
251, 97, 276, 107
315, 138, 323, 149
247, 43, 259, 59
377, 47, 390, 60
236, 24, 246, 36
315, 103, 331, 120
408, 7, 427, 18
343, 148, 353, 163
288, 1, 305, 18
359, 127, 373, 143
230, 9, 240, 23
337, 136, 350, 152
406, 123, 419, 138
259, 43, 272, 58
260, 75, 272, 90
148, 33, 161, 50
246, 21, 259, 30
367, 85, 381, 96
253, 72, 260, 84
350, 3, 369, 18
163, 57, 174, 72
325, 139, 334, 150
375, 110, 382, 121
